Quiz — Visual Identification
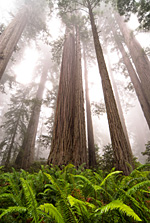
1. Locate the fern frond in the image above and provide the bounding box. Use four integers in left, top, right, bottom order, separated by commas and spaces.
44, 173, 78, 223
100, 171, 122, 187
44, 173, 62, 195
127, 180, 150, 195
20, 177, 39, 223
72, 175, 92, 185
96, 200, 142, 221
0, 193, 18, 205
38, 203, 65, 223
0, 206, 26, 219
93, 185, 113, 200
136, 164, 150, 171
68, 195, 96, 212
93, 172, 103, 184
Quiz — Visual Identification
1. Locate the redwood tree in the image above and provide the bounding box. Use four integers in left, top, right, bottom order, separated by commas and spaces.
47, 27, 87, 167
111, 25, 150, 129
86, 0, 134, 175
115, 13, 150, 107
0, 7, 29, 80
83, 46, 96, 168
0, 0, 51, 80
15, 58, 49, 169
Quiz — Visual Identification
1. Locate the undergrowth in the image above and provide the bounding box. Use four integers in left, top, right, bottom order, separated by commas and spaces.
0, 164, 150, 222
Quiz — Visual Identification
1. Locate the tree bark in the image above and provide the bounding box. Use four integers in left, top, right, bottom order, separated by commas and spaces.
47, 27, 87, 167
83, 46, 96, 168
115, 13, 150, 107
112, 28, 150, 129
0, 7, 29, 80
87, 0, 134, 175
106, 52, 133, 158
15, 59, 48, 169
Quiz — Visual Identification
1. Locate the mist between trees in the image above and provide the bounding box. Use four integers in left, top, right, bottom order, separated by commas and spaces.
0, 0, 150, 174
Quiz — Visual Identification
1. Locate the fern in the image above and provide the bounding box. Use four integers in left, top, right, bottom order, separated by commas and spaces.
100, 171, 122, 187
20, 177, 39, 223
0, 206, 27, 219
136, 164, 150, 171
114, 189, 150, 222
127, 180, 150, 195
1, 171, 22, 206
68, 194, 95, 213
68, 195, 96, 222
44, 173, 78, 223
0, 193, 19, 205
38, 203, 65, 223
95, 200, 142, 221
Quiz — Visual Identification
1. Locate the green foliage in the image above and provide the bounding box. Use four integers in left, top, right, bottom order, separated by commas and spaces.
0, 86, 32, 166
96, 199, 142, 221
96, 144, 115, 171
142, 141, 150, 163
38, 203, 65, 223
0, 164, 149, 222
117, 0, 150, 31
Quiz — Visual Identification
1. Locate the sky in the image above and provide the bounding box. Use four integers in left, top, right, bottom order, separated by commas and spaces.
0, 0, 150, 162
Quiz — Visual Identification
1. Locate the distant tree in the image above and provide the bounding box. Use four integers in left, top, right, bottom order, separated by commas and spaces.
97, 5, 150, 129
115, 13, 150, 108
96, 143, 115, 172
111, 23, 150, 129
15, 57, 49, 169
0, 87, 30, 166
141, 141, 150, 163
117, 0, 150, 31
91, 102, 106, 117
0, 0, 51, 80
83, 46, 96, 168
38, 72, 59, 150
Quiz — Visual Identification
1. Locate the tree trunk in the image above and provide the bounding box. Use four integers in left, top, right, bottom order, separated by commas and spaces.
0, 7, 29, 80
15, 59, 48, 169
106, 52, 133, 158
83, 46, 96, 168
112, 27, 150, 129
87, 0, 133, 175
47, 27, 87, 167
115, 13, 150, 107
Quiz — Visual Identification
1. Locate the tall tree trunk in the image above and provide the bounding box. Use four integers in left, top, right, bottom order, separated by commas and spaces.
0, 7, 29, 80
105, 52, 133, 157
115, 13, 150, 107
83, 46, 96, 168
111, 27, 150, 129
15, 59, 48, 169
47, 27, 87, 167
87, 0, 133, 175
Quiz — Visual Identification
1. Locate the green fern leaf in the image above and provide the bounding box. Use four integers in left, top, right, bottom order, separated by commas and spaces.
38, 203, 65, 223
100, 171, 122, 187
44, 173, 78, 223
68, 194, 96, 211
0, 193, 18, 205
0, 206, 26, 219
96, 200, 142, 221
127, 180, 150, 195
93, 185, 112, 200
20, 177, 39, 223
72, 175, 92, 185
